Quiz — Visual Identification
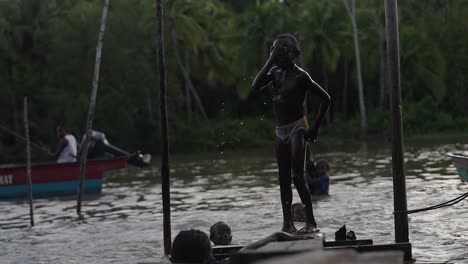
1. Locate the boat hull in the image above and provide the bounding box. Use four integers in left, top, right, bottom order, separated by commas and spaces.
448, 153, 468, 182
0, 158, 127, 199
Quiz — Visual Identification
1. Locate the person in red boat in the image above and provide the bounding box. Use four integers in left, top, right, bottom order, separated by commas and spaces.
49, 125, 78, 163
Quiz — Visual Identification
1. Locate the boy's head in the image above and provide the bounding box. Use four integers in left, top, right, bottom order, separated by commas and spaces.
56, 125, 69, 137
316, 159, 330, 176
292, 203, 306, 222
209, 222, 232, 246
272, 34, 300, 67
171, 229, 213, 263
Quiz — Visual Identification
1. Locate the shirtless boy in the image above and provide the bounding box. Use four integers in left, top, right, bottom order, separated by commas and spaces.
252, 34, 330, 233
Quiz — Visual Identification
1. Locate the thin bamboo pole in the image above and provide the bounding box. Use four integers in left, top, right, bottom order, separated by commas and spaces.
77, 0, 109, 216
23, 97, 34, 226
384, 0, 409, 243
155, 0, 172, 256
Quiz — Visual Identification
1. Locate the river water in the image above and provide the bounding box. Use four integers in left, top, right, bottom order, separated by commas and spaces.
1, 140, 467, 263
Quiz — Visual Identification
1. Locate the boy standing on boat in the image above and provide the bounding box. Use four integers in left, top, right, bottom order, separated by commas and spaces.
252, 34, 330, 233
49, 126, 78, 163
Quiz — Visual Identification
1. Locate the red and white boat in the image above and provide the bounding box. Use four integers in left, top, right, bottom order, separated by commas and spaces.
0, 158, 127, 199
0, 130, 150, 199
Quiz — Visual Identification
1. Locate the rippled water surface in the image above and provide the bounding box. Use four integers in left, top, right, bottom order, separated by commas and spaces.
1, 140, 468, 263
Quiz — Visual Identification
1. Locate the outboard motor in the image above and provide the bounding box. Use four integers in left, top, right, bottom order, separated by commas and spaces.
84, 130, 151, 167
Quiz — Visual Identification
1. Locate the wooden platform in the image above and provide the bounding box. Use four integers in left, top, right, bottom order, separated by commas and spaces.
254, 249, 404, 264
227, 234, 411, 264
230, 240, 322, 264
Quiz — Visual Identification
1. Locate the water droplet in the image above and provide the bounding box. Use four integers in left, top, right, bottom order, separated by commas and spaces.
261, 116, 264, 121
220, 151, 224, 155
264, 102, 267, 105
240, 121, 244, 125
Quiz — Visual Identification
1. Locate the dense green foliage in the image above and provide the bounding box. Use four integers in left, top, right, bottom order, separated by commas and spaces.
0, 0, 467, 162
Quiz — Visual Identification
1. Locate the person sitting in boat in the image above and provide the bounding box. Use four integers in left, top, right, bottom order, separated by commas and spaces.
49, 126, 78, 163
305, 153, 330, 196
210, 222, 233, 246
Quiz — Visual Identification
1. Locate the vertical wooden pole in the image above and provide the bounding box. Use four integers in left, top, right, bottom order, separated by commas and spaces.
155, 0, 171, 255
77, 0, 109, 216
384, 0, 409, 243
24, 97, 34, 226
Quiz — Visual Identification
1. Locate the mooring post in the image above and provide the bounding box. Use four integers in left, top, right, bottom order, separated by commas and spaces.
77, 0, 109, 216
155, 0, 172, 256
23, 97, 34, 226
384, 0, 409, 243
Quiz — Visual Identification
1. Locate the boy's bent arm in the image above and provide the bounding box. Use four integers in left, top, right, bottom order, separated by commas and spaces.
304, 73, 331, 136
252, 64, 274, 92
252, 52, 277, 91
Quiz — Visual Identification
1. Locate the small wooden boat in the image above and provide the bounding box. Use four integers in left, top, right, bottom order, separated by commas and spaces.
0, 158, 127, 199
448, 153, 468, 182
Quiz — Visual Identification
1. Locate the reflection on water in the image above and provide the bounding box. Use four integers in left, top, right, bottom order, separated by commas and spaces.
1, 141, 467, 263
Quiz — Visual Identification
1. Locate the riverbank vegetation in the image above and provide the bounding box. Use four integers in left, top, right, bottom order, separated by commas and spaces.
0, 0, 467, 162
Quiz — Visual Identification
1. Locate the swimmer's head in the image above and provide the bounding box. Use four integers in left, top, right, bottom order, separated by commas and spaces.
292, 203, 306, 222
209, 222, 232, 246
316, 159, 330, 176
171, 229, 213, 263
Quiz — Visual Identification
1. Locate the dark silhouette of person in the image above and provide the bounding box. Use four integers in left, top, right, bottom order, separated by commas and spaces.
171, 229, 214, 263
252, 34, 331, 234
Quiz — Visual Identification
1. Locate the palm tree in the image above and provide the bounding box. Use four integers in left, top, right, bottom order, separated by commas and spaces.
298, 1, 345, 121
166, 0, 235, 119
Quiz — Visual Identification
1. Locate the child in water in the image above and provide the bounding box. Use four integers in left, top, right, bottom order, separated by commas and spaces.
305, 148, 331, 196
252, 34, 331, 233
209, 222, 232, 246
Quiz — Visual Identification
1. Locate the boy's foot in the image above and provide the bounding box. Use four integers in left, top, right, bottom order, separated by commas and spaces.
296, 225, 320, 234
281, 223, 297, 234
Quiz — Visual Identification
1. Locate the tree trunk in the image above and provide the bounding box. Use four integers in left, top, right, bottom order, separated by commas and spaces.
7, 61, 20, 148
170, 29, 208, 120
378, 9, 386, 110
379, 29, 386, 109
184, 49, 192, 120
145, 86, 154, 121
322, 60, 330, 123
343, 0, 367, 136
342, 59, 349, 118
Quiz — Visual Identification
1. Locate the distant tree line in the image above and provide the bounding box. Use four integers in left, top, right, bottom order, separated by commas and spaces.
0, 0, 466, 161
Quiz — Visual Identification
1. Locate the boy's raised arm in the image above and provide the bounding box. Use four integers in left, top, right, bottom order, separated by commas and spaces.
252, 49, 278, 91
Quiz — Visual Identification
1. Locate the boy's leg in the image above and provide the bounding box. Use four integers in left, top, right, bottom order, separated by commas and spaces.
275, 137, 296, 233
291, 130, 318, 231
